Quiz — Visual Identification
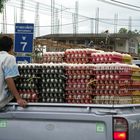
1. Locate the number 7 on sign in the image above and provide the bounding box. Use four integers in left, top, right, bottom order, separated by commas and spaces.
20, 42, 27, 51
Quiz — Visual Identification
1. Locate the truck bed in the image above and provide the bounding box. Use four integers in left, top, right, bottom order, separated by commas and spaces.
0, 103, 140, 140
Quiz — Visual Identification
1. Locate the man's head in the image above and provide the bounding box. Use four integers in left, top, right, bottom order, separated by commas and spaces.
0, 36, 13, 52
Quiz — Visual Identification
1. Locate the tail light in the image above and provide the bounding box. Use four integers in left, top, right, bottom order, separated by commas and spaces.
113, 117, 128, 140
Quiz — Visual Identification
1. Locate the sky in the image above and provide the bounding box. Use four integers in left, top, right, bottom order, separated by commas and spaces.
1, 0, 140, 36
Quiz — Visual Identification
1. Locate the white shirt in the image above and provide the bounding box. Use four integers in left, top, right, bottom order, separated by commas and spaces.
0, 51, 19, 107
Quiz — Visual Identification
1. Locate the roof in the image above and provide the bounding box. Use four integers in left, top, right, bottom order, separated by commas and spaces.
36, 33, 139, 40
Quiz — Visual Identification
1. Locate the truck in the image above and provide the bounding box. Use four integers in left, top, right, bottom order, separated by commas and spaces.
0, 50, 140, 140
0, 103, 140, 140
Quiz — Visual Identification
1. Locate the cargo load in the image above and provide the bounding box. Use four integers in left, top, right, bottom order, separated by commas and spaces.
14, 49, 140, 104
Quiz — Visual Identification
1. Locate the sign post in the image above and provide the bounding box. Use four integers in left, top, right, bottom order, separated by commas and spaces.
14, 23, 34, 53
16, 56, 31, 64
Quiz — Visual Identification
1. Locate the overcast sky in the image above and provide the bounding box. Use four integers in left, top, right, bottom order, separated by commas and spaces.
1, 0, 140, 36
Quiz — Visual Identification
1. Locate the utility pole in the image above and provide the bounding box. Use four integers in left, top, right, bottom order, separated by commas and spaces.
60, 5, 63, 33
128, 16, 132, 32
73, 1, 79, 35
57, 19, 60, 34
72, 1, 79, 44
51, 0, 55, 34
75, 1, 79, 34
72, 13, 76, 34
35, 2, 40, 37
90, 18, 94, 34
20, 0, 25, 23
95, 7, 99, 34
54, 8, 59, 34
2, 3, 7, 33
114, 13, 118, 33
14, 7, 17, 24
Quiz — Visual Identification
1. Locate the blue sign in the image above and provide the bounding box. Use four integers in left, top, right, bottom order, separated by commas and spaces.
16, 56, 31, 64
14, 23, 34, 53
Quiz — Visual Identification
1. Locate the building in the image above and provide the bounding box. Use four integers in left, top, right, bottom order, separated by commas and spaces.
37, 33, 140, 58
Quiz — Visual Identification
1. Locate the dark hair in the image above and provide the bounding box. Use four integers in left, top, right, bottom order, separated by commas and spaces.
0, 36, 13, 52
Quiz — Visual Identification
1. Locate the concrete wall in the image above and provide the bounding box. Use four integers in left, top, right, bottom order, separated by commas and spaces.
115, 38, 139, 54
115, 39, 126, 52
128, 38, 138, 54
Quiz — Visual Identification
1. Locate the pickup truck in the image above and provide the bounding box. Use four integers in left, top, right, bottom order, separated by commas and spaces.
0, 56, 139, 140
0, 103, 140, 140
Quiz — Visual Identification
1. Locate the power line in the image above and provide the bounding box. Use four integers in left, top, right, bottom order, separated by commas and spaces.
14, 0, 72, 14
6, 3, 140, 28
6, 2, 140, 25
8, 0, 89, 20
1, 14, 140, 29
0, 19, 89, 27
8, 0, 140, 21
110, 0, 140, 9
8, 2, 74, 20
99, 19, 137, 27
4, 0, 140, 34
98, 0, 140, 12
8, 3, 73, 20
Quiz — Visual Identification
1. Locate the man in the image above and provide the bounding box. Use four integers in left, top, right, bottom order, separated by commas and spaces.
88, 40, 94, 48
104, 30, 110, 45
0, 36, 27, 108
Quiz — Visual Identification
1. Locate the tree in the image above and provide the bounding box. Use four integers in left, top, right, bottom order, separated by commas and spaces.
128, 29, 140, 35
118, 28, 128, 34
0, 0, 7, 13
118, 28, 140, 35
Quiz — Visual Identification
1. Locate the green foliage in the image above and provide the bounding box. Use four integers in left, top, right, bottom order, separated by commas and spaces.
118, 28, 128, 34
118, 28, 140, 35
131, 29, 140, 35
0, 0, 7, 13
